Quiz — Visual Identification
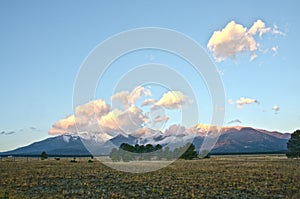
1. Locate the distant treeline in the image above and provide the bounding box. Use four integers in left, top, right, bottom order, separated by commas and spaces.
109, 142, 200, 162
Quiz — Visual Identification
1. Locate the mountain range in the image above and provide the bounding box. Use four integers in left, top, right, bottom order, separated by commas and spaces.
0, 125, 291, 156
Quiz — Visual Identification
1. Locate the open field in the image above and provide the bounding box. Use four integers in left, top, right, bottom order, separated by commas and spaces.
0, 155, 300, 198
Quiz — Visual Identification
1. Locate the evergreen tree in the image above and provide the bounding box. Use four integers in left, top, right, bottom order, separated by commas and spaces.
40, 151, 48, 160
180, 143, 198, 160
286, 130, 300, 159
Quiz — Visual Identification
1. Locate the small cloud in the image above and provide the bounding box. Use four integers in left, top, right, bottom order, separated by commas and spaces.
0, 131, 17, 135
155, 91, 190, 109
272, 24, 285, 36
271, 46, 278, 56
272, 105, 280, 114
141, 99, 157, 107
152, 115, 170, 123
129, 86, 152, 104
248, 19, 271, 37
5, 131, 16, 135
1, 126, 41, 136
229, 97, 259, 109
207, 19, 284, 62
228, 119, 242, 124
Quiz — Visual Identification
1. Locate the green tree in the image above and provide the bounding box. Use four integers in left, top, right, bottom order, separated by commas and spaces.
120, 143, 135, 152
180, 143, 198, 160
40, 151, 48, 160
109, 148, 121, 162
286, 130, 300, 159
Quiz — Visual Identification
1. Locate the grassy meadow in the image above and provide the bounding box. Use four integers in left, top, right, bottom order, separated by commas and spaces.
0, 155, 299, 198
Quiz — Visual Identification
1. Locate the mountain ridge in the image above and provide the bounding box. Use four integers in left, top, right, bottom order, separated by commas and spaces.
0, 125, 290, 156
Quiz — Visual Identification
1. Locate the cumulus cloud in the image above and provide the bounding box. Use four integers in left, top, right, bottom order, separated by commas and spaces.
111, 86, 151, 109
49, 87, 192, 139
229, 97, 259, 109
98, 105, 148, 134
207, 19, 284, 62
49, 99, 148, 137
111, 91, 130, 109
49, 115, 76, 135
49, 99, 110, 135
154, 91, 189, 109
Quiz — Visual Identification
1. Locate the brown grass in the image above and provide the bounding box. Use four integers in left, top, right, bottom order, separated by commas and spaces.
0, 155, 299, 198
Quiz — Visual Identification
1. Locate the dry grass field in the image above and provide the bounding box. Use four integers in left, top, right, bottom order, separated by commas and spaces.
0, 155, 299, 198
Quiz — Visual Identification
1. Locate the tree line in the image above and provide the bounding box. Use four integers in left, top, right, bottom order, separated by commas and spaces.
109, 142, 200, 162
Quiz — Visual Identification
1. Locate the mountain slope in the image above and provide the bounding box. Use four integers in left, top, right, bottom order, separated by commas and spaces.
0, 126, 291, 156
212, 127, 288, 153
0, 135, 91, 156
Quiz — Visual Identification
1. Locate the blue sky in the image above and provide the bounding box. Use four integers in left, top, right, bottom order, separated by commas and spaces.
0, 0, 299, 151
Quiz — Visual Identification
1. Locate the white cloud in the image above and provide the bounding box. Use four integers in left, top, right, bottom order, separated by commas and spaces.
229, 97, 259, 109
155, 91, 189, 109
272, 25, 285, 36
207, 21, 257, 62
49, 97, 148, 137
111, 86, 151, 109
98, 105, 147, 134
49, 99, 111, 135
248, 19, 271, 37
49, 115, 76, 135
272, 105, 280, 114
49, 88, 191, 138
129, 86, 152, 104
271, 46, 278, 56
207, 19, 284, 62
111, 91, 130, 109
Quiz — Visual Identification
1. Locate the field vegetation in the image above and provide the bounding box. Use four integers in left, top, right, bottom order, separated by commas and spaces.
0, 155, 299, 198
